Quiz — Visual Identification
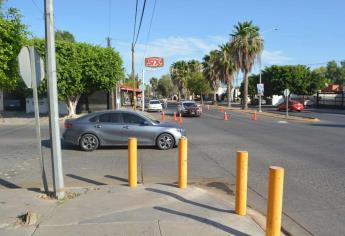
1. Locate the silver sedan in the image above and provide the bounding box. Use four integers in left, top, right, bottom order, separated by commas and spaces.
62, 110, 185, 151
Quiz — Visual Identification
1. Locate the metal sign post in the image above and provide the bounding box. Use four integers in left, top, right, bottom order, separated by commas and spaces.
284, 89, 290, 118
18, 46, 48, 193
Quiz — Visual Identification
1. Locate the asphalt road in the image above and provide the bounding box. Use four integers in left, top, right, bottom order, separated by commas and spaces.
0, 105, 344, 236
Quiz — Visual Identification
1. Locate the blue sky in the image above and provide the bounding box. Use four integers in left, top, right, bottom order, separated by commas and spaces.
6, 0, 345, 84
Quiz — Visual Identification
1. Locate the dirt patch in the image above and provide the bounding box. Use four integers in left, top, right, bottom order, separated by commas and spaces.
16, 211, 39, 226
57, 191, 81, 205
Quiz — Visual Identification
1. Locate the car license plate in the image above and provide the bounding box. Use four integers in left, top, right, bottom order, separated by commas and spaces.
191, 111, 195, 114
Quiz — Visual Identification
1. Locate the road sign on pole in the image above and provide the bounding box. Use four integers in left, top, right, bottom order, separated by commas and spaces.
257, 83, 264, 96
18, 47, 44, 89
18, 46, 48, 193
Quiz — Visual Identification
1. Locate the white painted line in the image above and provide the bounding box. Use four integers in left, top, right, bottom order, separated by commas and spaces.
278, 121, 288, 124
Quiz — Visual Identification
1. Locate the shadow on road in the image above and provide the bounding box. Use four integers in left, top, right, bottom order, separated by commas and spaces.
66, 174, 107, 186
104, 175, 127, 183
146, 187, 233, 213
0, 178, 21, 189
311, 123, 345, 128
153, 206, 249, 236
41, 139, 157, 151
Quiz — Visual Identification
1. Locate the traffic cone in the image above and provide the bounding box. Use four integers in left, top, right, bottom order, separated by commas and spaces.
162, 111, 166, 121
252, 111, 257, 121
178, 113, 183, 125
219, 107, 224, 113
224, 112, 228, 121
173, 112, 177, 121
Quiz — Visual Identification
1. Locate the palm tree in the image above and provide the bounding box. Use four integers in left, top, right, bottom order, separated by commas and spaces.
170, 61, 189, 101
229, 21, 263, 110
150, 77, 158, 97
219, 43, 238, 107
203, 50, 221, 105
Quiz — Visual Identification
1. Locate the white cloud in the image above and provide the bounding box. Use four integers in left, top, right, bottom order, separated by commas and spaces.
114, 36, 291, 77
115, 35, 228, 75
261, 50, 291, 65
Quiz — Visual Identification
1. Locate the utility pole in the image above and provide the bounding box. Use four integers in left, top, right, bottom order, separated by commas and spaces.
44, 0, 65, 199
142, 68, 145, 112
259, 61, 262, 112
131, 43, 136, 110
107, 37, 115, 110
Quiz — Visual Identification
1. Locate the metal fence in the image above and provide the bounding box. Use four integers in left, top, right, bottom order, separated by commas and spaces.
316, 92, 345, 109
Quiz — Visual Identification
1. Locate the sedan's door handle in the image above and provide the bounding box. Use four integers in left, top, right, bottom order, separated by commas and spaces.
123, 125, 129, 129
95, 124, 102, 128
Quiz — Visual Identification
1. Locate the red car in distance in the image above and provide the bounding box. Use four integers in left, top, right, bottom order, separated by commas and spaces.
277, 100, 304, 112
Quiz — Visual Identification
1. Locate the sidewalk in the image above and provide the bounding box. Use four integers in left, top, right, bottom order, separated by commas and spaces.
0, 184, 265, 236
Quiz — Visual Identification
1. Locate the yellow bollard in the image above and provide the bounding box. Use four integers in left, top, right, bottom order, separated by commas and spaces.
235, 151, 248, 216
128, 137, 137, 187
266, 166, 285, 236
178, 137, 188, 189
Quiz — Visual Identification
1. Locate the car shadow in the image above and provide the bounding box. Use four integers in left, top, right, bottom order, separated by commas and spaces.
41, 139, 158, 151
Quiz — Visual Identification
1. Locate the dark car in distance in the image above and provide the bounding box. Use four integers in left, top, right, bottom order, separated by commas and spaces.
63, 110, 185, 151
177, 101, 202, 117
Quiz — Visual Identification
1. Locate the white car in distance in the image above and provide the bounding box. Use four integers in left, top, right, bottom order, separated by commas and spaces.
147, 100, 163, 112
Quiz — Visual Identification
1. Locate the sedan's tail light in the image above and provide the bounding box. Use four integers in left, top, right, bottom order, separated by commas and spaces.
64, 123, 73, 129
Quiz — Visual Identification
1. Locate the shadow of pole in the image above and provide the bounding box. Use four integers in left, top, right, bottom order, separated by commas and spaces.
66, 174, 107, 186
0, 178, 21, 189
153, 206, 250, 236
146, 188, 234, 213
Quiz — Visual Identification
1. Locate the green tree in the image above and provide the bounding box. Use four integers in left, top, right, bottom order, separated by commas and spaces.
149, 77, 158, 97
32, 39, 124, 117
229, 21, 263, 110
55, 30, 75, 42
187, 72, 211, 104
325, 60, 345, 85
219, 43, 238, 107
170, 60, 189, 100
0, 3, 27, 91
157, 74, 173, 98
203, 50, 221, 104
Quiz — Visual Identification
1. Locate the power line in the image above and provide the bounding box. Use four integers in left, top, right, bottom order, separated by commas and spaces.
143, 0, 157, 57
108, 0, 111, 37
134, 0, 147, 46
132, 0, 139, 45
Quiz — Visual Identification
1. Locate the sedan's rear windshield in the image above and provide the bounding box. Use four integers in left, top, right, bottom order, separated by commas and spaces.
149, 100, 160, 104
183, 102, 197, 108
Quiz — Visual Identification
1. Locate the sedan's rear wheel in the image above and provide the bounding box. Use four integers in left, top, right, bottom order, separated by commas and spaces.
156, 133, 174, 150
80, 134, 99, 151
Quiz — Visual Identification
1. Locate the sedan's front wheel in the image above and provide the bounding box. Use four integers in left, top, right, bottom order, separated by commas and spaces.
156, 133, 174, 150
80, 134, 99, 151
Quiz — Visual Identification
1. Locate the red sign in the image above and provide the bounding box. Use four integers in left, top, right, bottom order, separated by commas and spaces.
145, 57, 164, 68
